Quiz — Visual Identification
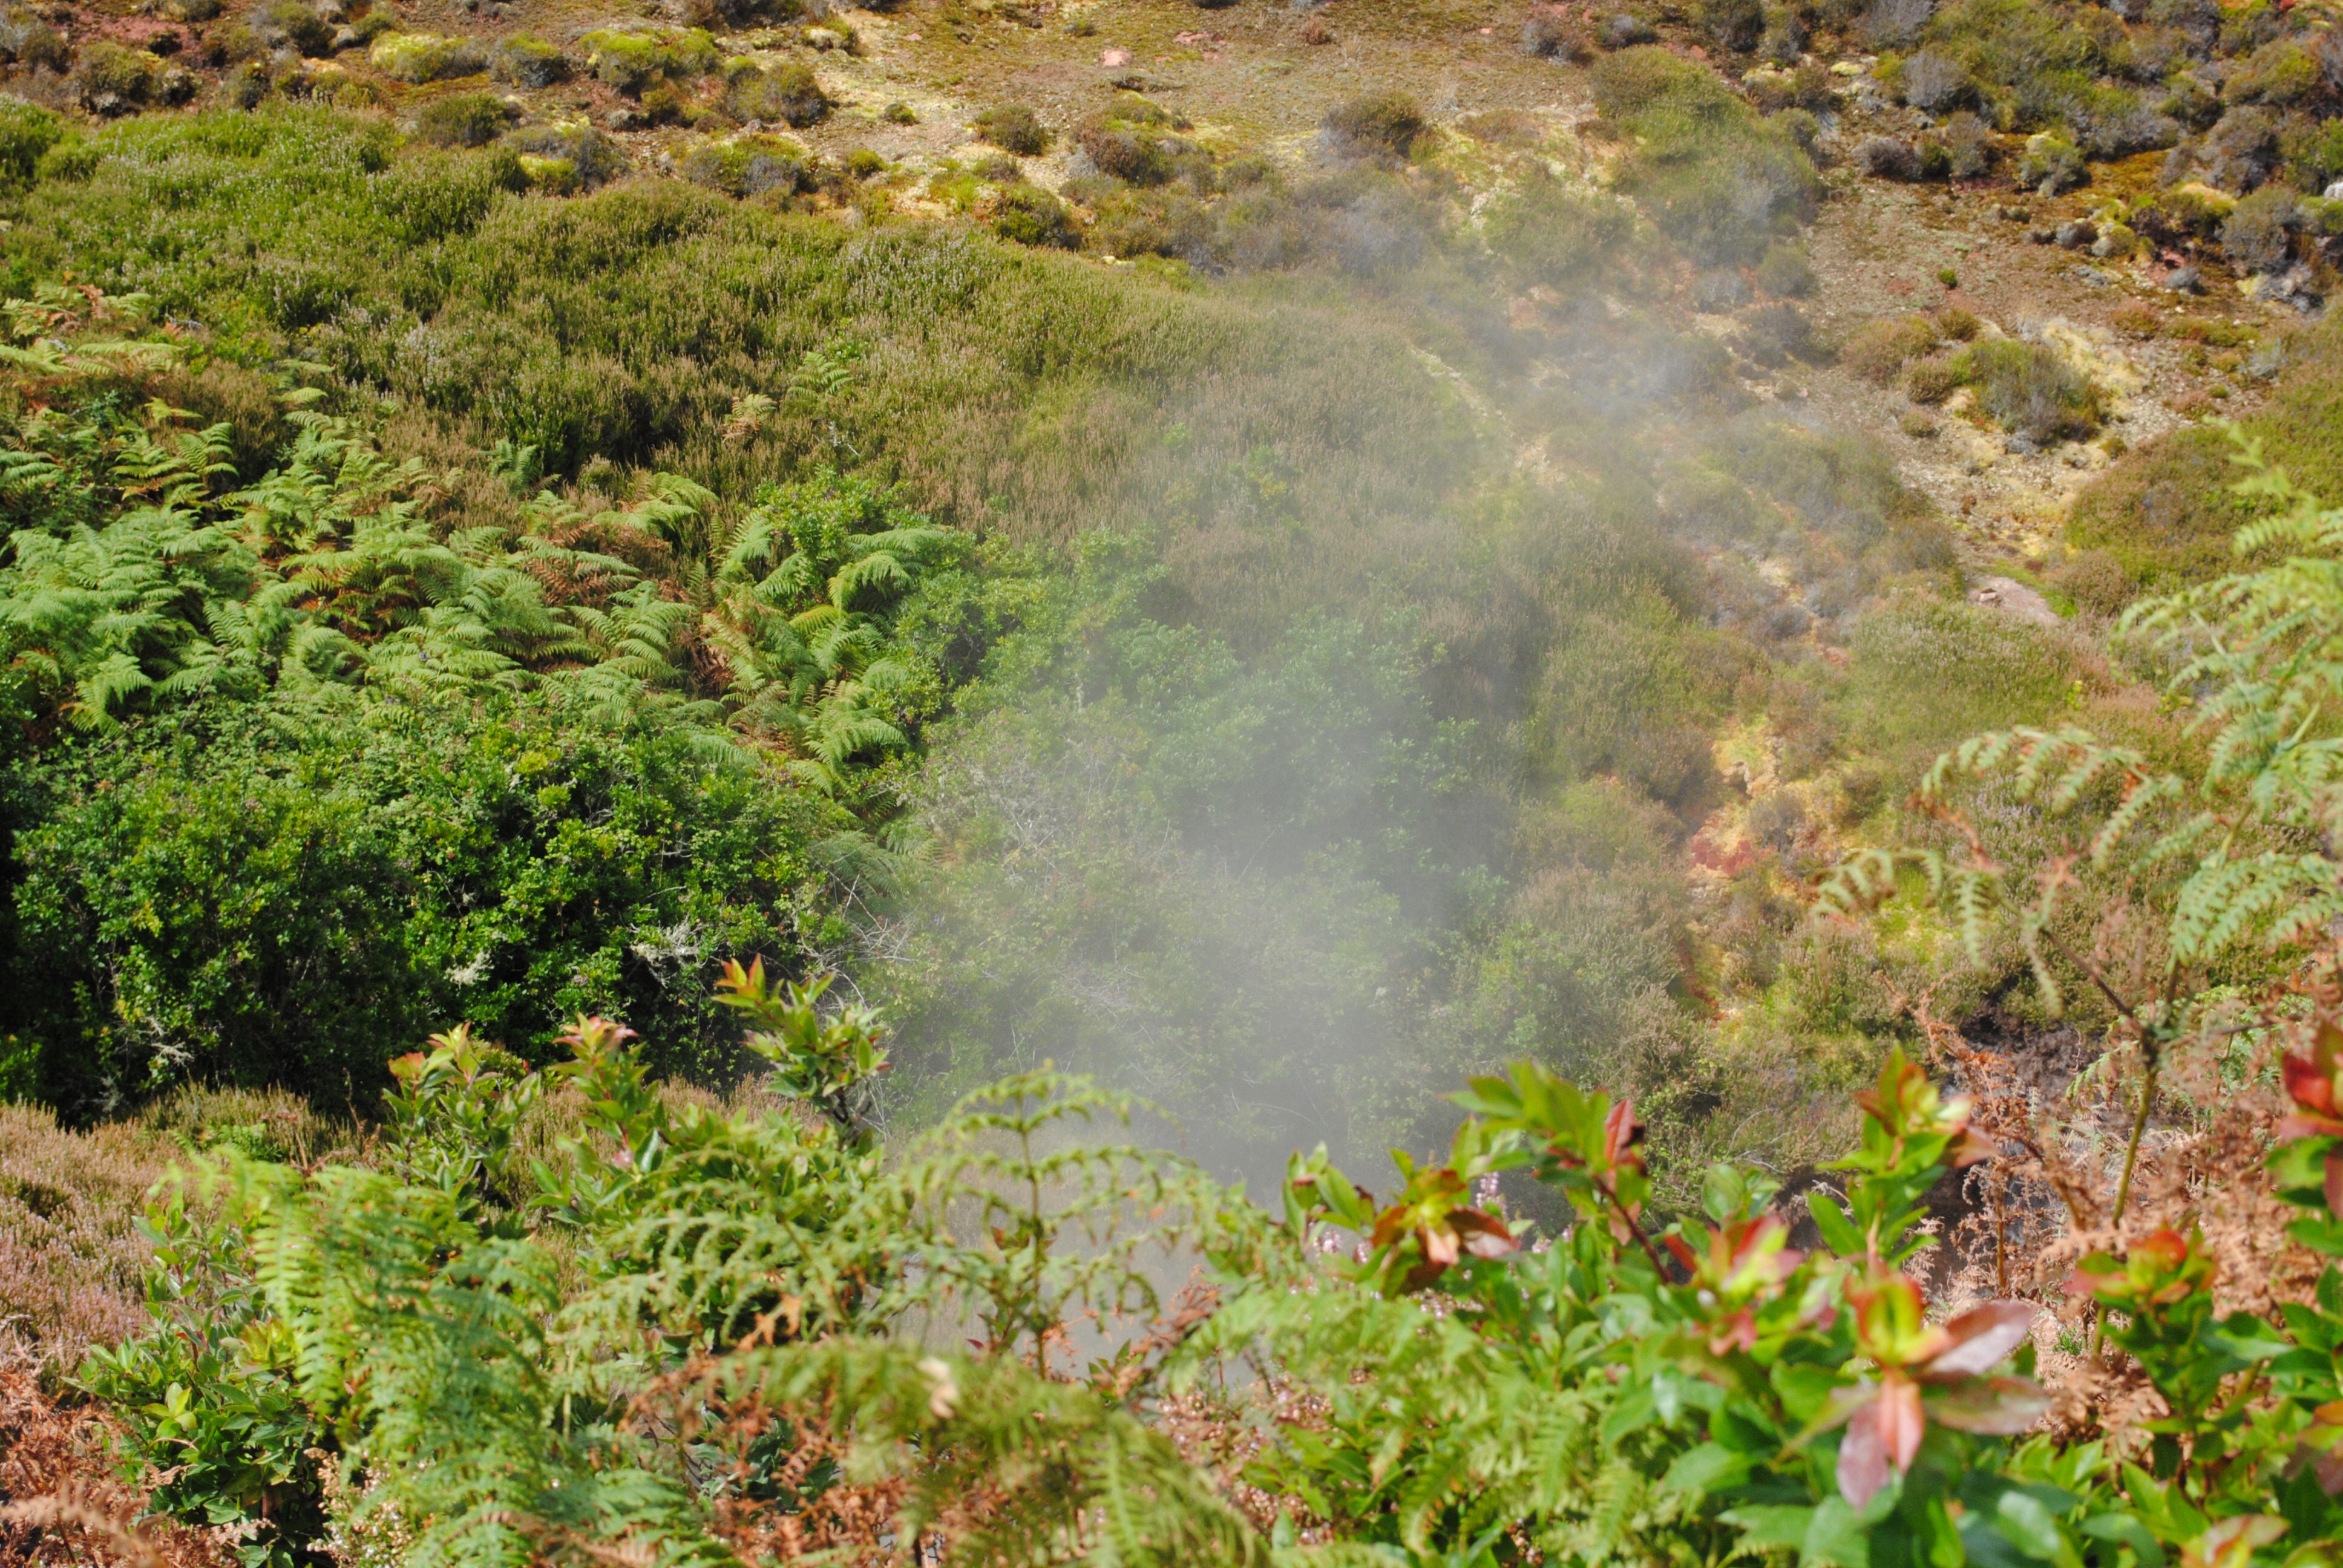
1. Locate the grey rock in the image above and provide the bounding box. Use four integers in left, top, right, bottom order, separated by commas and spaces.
2165, 265, 2203, 293
2054, 219, 2097, 249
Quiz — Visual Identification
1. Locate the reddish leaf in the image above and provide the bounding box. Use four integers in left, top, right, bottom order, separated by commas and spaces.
1921, 1301, 2038, 1377
1925, 1375, 2051, 1435
1878, 1373, 1924, 1472
2285, 1050, 2337, 1117
1837, 1399, 1890, 1509
1709, 1307, 1757, 1356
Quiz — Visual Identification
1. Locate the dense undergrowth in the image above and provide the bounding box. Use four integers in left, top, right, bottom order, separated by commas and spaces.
0, 28, 2332, 1566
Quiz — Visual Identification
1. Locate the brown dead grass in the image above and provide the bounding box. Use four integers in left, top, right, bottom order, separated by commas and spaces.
0, 1356, 232, 1568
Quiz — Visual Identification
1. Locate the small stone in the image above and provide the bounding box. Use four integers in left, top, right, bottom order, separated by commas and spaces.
2073, 265, 2115, 287
2005, 435, 2041, 455
2053, 220, 2097, 249
2164, 265, 2203, 293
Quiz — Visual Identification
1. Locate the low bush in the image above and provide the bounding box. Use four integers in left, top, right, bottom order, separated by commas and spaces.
578, 27, 718, 94
1902, 353, 1963, 402
72, 42, 159, 115
490, 34, 570, 87
1942, 110, 1993, 177
681, 131, 809, 197
2016, 129, 2085, 191
368, 31, 487, 83
1956, 336, 2105, 440
1755, 240, 1815, 295
2221, 181, 2299, 272
0, 99, 61, 189
249, 0, 331, 56
1860, 135, 1923, 180
973, 102, 1048, 155
1595, 48, 1820, 266
991, 181, 1076, 246
1899, 48, 1974, 109
0, 7, 68, 70
1076, 94, 1190, 185
1323, 89, 1425, 158
506, 120, 626, 188
723, 58, 828, 126
1086, 182, 1211, 258
1843, 315, 1938, 384
1696, 0, 1762, 51
414, 90, 515, 149
1520, 4, 1592, 59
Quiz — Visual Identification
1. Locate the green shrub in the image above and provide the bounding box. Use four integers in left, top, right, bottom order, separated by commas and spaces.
1, 690, 843, 1112
2221, 182, 2299, 272
1075, 96, 1188, 185
974, 102, 1048, 155
882, 99, 916, 123
517, 152, 578, 194
2015, 129, 2084, 192
0, 8, 70, 70
1323, 90, 1424, 157
506, 120, 625, 188
2229, 36, 2318, 103
1956, 337, 2103, 441
1840, 593, 2073, 755
0, 99, 62, 189
250, 0, 332, 56
1841, 314, 1936, 384
681, 132, 808, 196
722, 58, 828, 126
580, 28, 716, 94
1901, 353, 1962, 402
1695, 0, 1761, 50
991, 182, 1075, 246
1084, 183, 1210, 258
1755, 241, 1814, 296
414, 90, 516, 149
490, 34, 570, 87
369, 31, 487, 83
375, 145, 525, 240
73, 42, 159, 115
1590, 45, 1733, 119
1483, 171, 1638, 289
1593, 48, 1818, 265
